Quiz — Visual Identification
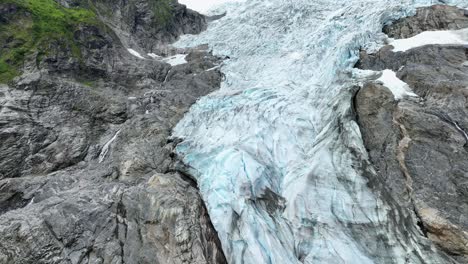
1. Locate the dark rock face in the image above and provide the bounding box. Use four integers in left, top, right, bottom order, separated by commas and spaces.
384, 5, 468, 38
0, 172, 226, 264
89, 0, 208, 54
0, 0, 226, 263
356, 5, 468, 262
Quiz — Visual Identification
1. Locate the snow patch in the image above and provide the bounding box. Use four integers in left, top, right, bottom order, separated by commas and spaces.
127, 48, 145, 59
389, 28, 468, 52
454, 121, 468, 141
206, 65, 221, 71
162, 54, 188, 66
99, 130, 121, 163
148, 53, 162, 59
376, 70, 418, 99
179, 0, 245, 14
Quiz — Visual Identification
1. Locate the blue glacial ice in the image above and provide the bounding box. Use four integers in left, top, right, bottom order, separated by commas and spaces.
172, 0, 468, 263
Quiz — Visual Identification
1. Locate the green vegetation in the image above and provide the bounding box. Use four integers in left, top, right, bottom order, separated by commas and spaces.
0, 0, 98, 83
0, 0, 177, 84
151, 0, 174, 26
0, 60, 17, 82
79, 79, 96, 88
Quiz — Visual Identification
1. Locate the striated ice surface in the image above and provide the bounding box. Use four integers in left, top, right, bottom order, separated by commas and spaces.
172, 0, 468, 263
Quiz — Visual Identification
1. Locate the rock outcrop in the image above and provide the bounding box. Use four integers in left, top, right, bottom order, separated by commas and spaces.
0, 0, 227, 263
383, 5, 468, 38
356, 5, 468, 263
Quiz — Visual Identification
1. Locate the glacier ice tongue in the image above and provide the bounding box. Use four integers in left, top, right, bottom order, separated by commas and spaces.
173, 0, 468, 263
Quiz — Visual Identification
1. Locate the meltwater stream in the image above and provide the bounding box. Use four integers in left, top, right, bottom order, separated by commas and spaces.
173, 0, 468, 263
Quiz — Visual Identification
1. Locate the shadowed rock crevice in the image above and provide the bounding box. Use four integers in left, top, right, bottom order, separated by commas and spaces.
0, 191, 31, 215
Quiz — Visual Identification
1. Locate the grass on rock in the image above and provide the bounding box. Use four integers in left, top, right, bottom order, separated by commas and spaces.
0, 0, 97, 83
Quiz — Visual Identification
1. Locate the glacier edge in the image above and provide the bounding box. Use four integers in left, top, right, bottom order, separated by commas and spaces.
172, 0, 468, 263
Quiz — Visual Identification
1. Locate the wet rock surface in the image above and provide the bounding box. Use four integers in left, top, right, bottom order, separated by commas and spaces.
0, 0, 226, 263
356, 5, 468, 262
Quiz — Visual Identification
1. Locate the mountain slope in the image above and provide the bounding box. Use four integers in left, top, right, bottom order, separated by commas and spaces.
356, 5, 468, 263
0, 0, 226, 263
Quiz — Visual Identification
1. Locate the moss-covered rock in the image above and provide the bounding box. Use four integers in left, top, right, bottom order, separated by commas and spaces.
0, 0, 207, 84
150, 0, 174, 25
0, 0, 98, 83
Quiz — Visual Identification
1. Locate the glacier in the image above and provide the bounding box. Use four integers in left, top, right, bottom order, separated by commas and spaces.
172, 0, 468, 263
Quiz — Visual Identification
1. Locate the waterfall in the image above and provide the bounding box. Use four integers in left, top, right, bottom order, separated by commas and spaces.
173, 0, 468, 263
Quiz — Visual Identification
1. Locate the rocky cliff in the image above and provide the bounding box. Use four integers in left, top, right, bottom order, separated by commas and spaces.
356, 5, 468, 263
2, 1, 468, 263
0, 0, 226, 263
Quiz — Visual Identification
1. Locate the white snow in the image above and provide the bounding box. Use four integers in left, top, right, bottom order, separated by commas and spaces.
162, 54, 188, 66
206, 65, 221, 71
454, 121, 468, 141
99, 130, 121, 163
389, 28, 468, 52
376, 69, 418, 99
148, 53, 188, 66
147, 53, 161, 59
127, 48, 145, 59
179, 0, 245, 14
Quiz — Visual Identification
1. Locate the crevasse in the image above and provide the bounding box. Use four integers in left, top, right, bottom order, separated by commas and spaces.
172, 0, 468, 263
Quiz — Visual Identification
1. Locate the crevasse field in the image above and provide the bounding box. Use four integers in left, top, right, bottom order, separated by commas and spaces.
173, 0, 468, 263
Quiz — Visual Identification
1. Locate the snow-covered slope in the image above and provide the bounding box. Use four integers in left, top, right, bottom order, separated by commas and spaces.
179, 0, 245, 14
389, 28, 468, 52
173, 0, 468, 263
